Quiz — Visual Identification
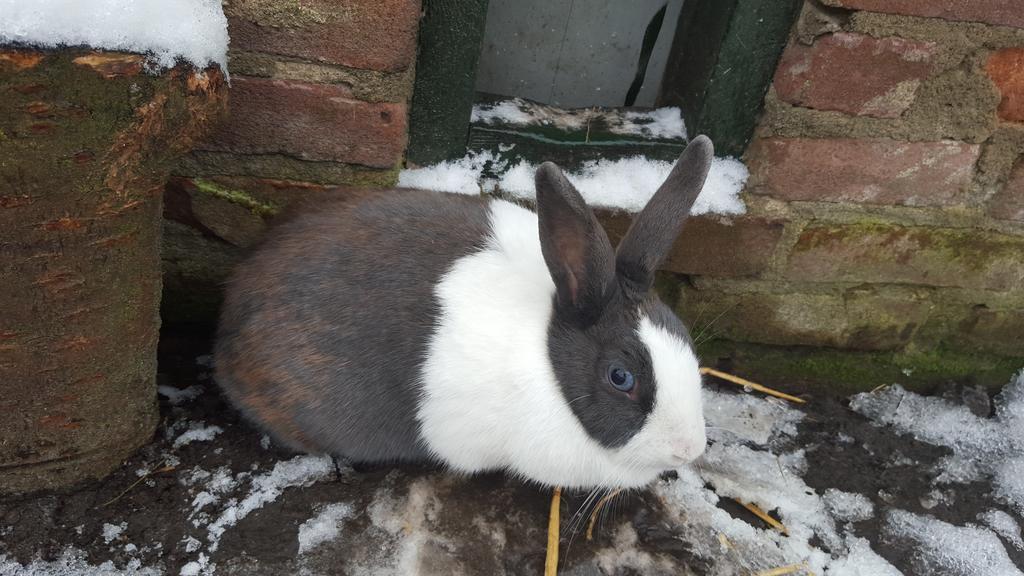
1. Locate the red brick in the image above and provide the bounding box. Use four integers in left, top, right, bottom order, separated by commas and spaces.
786, 223, 1024, 291
823, 0, 1024, 29
600, 213, 785, 278
989, 159, 1024, 221
746, 137, 979, 207
774, 33, 937, 118
227, 0, 420, 72
986, 48, 1024, 123
199, 77, 407, 169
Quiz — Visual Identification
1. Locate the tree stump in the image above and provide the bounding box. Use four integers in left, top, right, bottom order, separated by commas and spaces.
0, 49, 226, 494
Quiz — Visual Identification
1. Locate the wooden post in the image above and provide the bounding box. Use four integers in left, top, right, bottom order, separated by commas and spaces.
0, 49, 226, 494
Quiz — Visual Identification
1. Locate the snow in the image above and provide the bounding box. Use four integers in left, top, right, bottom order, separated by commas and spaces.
497, 155, 748, 215
101, 522, 126, 544
885, 510, 1023, 575
172, 423, 223, 449
824, 489, 875, 523
358, 479, 445, 576
297, 503, 355, 554
980, 509, 1024, 551
398, 150, 500, 196
398, 150, 749, 215
655, 388, 900, 575
851, 371, 1024, 515
158, 385, 204, 406
471, 98, 687, 140
204, 455, 336, 551
0, 0, 228, 72
0, 548, 161, 576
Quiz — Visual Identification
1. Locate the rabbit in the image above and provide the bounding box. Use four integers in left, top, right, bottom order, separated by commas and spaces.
214, 136, 714, 490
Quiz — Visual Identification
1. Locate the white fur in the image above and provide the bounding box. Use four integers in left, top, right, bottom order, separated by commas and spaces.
416, 199, 706, 489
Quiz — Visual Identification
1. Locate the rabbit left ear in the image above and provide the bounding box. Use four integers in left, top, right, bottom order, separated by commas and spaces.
615, 135, 713, 293
535, 162, 616, 325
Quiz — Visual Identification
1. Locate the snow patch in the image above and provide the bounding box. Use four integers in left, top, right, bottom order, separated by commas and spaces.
173, 423, 223, 449
297, 503, 355, 554
980, 509, 1024, 551
398, 151, 748, 215
885, 509, 1023, 575
205, 455, 336, 551
470, 98, 687, 140
158, 385, 204, 406
0, 548, 160, 575
101, 522, 126, 544
0, 0, 229, 71
851, 371, 1024, 514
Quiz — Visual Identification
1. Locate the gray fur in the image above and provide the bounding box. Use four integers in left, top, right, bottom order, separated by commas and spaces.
539, 143, 708, 449
615, 135, 713, 294
215, 190, 491, 462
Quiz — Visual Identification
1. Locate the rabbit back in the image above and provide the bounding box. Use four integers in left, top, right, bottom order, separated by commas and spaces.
214, 189, 492, 462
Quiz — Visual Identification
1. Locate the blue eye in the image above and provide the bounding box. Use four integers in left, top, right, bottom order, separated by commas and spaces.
607, 363, 635, 393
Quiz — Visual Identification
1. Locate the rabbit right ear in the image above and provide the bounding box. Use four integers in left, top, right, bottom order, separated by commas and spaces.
535, 162, 616, 325
615, 135, 713, 294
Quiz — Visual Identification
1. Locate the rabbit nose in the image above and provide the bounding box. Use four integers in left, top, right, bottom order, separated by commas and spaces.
671, 437, 707, 462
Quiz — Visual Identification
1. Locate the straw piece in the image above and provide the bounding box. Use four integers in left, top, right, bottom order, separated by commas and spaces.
753, 563, 809, 576
700, 367, 806, 404
736, 499, 789, 535
545, 486, 562, 576
585, 488, 623, 540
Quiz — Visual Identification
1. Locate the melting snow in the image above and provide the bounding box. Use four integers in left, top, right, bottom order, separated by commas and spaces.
0, 0, 229, 71
471, 98, 687, 140
850, 371, 1024, 515
172, 423, 223, 449
886, 510, 1023, 575
158, 385, 204, 406
297, 503, 355, 554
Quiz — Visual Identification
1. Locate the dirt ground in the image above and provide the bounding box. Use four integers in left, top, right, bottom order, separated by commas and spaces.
1, 331, 1021, 575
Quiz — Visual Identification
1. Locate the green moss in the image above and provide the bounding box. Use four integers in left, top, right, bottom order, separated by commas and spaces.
192, 179, 279, 218
698, 339, 1023, 395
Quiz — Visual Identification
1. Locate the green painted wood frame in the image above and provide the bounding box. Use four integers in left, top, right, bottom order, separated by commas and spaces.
407, 0, 802, 163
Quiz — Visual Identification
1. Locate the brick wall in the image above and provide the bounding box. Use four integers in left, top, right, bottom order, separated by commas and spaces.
161, 0, 1022, 390
162, 0, 421, 323
659, 0, 1024, 389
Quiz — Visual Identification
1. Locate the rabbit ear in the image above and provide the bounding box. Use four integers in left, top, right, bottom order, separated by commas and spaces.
615, 135, 713, 293
535, 161, 616, 324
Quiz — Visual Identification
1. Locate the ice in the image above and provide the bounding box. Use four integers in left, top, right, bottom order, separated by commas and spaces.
297, 503, 354, 554
885, 509, 1022, 575
980, 509, 1024, 551
0, 0, 229, 71
172, 423, 223, 449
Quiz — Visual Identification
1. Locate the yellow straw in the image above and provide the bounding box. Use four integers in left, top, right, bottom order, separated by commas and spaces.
545, 486, 562, 576
700, 367, 806, 404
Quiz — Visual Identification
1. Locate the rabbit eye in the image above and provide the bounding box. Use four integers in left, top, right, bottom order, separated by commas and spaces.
607, 363, 635, 393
